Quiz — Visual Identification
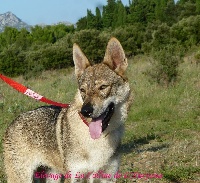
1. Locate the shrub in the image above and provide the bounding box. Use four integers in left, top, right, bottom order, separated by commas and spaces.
171, 15, 200, 48
142, 23, 171, 54
148, 45, 183, 87
194, 50, 200, 64
112, 24, 145, 56
72, 29, 108, 64
0, 46, 26, 77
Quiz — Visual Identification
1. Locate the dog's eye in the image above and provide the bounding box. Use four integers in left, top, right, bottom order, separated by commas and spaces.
99, 85, 109, 90
80, 88, 86, 93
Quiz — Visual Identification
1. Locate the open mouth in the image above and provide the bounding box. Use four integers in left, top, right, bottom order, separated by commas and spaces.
89, 102, 115, 140
101, 102, 115, 132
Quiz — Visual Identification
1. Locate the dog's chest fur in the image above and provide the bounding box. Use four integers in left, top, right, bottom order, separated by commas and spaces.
56, 100, 125, 173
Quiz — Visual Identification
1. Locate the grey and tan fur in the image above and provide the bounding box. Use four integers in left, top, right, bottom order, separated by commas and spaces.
3, 38, 131, 183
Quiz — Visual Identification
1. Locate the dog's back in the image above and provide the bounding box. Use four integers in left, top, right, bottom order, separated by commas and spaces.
4, 106, 65, 182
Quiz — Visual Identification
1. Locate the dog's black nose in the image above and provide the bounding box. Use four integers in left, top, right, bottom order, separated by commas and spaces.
81, 103, 93, 117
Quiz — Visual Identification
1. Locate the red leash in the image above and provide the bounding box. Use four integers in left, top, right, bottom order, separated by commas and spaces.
0, 74, 89, 126
0, 74, 69, 108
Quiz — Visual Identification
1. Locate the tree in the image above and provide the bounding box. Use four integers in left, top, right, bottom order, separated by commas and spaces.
16, 28, 32, 50
51, 24, 74, 41
128, 0, 156, 24
155, 0, 166, 22
31, 25, 55, 44
196, 0, 200, 14
76, 17, 87, 30
95, 7, 103, 30
102, 0, 116, 28
0, 33, 6, 51
176, 0, 196, 20
3, 27, 19, 46
113, 0, 127, 28
87, 9, 96, 29
165, 0, 177, 25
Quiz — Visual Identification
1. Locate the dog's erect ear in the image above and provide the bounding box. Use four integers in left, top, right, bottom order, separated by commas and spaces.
73, 43, 90, 78
103, 37, 128, 76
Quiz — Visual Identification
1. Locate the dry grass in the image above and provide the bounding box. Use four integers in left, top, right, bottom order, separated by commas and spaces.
118, 56, 200, 183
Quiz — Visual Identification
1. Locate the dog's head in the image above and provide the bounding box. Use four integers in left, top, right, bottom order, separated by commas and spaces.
73, 38, 130, 139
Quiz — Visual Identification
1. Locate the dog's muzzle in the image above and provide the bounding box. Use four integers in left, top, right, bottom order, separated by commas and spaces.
80, 102, 115, 140
81, 103, 93, 118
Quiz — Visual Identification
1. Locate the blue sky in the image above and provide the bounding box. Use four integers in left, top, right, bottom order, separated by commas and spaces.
0, 0, 130, 25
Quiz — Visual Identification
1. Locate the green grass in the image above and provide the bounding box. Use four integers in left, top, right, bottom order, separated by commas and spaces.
0, 55, 199, 182
120, 55, 200, 183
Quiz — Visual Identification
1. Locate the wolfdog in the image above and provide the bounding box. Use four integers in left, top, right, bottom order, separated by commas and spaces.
3, 38, 131, 183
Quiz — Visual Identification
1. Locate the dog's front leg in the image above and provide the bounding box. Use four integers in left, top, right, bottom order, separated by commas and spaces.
99, 153, 121, 183
70, 178, 85, 183
46, 169, 63, 183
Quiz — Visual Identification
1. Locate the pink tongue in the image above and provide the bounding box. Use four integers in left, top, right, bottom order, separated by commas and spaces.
89, 118, 102, 140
